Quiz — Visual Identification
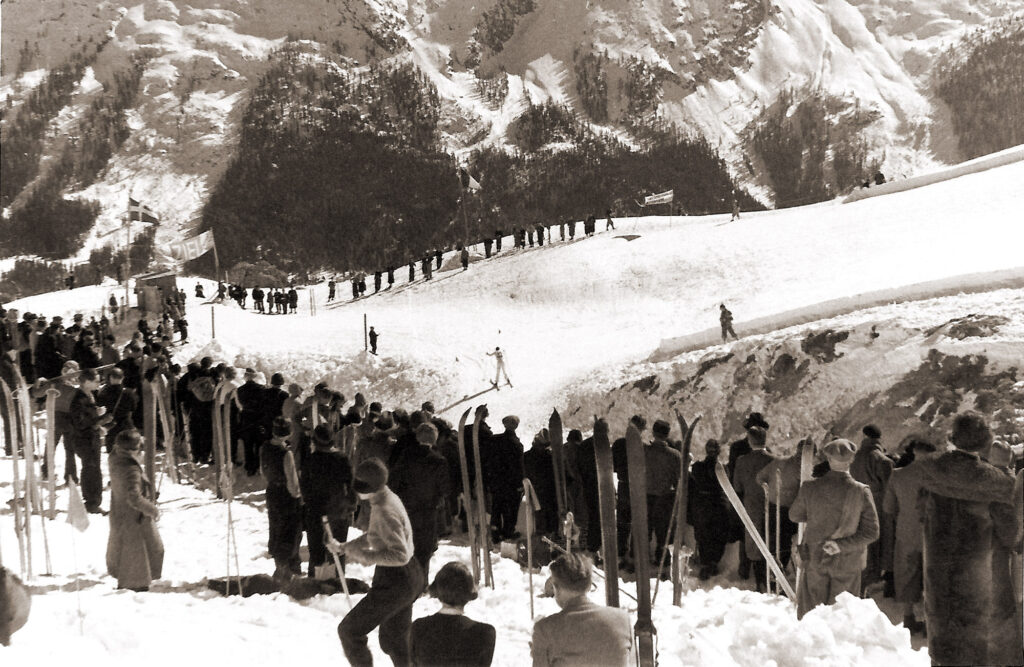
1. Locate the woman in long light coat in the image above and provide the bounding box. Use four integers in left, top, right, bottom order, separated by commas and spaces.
106, 429, 163, 591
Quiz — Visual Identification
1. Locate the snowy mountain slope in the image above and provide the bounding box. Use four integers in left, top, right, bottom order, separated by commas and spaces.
2, 0, 1020, 261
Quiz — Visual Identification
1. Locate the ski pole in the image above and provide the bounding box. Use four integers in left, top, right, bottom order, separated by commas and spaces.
323, 516, 352, 609
762, 482, 772, 595
775, 468, 782, 582
653, 488, 682, 605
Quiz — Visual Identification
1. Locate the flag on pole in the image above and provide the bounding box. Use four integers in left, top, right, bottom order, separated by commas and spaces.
169, 230, 216, 262
458, 167, 481, 192
67, 481, 90, 532
640, 190, 674, 207
127, 197, 160, 224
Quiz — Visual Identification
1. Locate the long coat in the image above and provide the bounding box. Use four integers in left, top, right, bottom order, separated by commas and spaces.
881, 461, 928, 603
731, 449, 773, 560
106, 447, 163, 590
916, 450, 1017, 666
531, 597, 635, 667
789, 470, 878, 618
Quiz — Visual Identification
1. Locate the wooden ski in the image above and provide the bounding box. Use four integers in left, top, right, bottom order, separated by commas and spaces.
715, 462, 796, 599
672, 413, 700, 605
471, 405, 493, 588
45, 388, 58, 518
592, 418, 619, 607
1, 378, 28, 577
795, 438, 815, 599
455, 408, 479, 582
549, 409, 567, 524
625, 423, 655, 667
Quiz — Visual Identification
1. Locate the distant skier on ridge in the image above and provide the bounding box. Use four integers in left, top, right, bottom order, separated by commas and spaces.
487, 347, 511, 390
720, 304, 739, 342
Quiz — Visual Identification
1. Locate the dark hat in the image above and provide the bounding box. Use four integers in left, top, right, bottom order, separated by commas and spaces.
743, 412, 769, 430
652, 420, 671, 439
73, 313, 83, 321
244, 368, 257, 378
52, 315, 64, 323
353, 458, 388, 494
421, 401, 435, 414
862, 424, 881, 439
375, 414, 394, 431
950, 411, 992, 452
312, 425, 333, 449
272, 417, 291, 438
270, 372, 284, 386
368, 401, 382, 416
502, 415, 520, 430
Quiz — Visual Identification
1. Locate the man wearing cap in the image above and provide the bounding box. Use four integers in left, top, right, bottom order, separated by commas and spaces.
646, 419, 681, 574
849, 424, 893, 594
389, 422, 451, 574
486, 415, 525, 542
262, 417, 303, 577
69, 369, 113, 513
236, 368, 266, 476
731, 425, 774, 591
301, 424, 354, 578
916, 412, 1016, 666
97, 367, 138, 453
790, 439, 879, 618
330, 457, 423, 667
728, 412, 769, 579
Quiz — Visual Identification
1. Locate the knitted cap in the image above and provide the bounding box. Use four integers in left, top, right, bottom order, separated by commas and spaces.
353, 458, 388, 494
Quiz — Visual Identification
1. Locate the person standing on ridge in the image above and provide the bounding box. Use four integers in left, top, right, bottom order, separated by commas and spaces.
720, 304, 738, 342
368, 327, 379, 356
461, 246, 470, 271
606, 208, 615, 231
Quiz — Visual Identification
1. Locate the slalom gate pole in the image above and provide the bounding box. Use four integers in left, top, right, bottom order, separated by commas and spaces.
363, 314, 368, 352
323, 516, 352, 609
210, 306, 215, 339
775, 469, 782, 586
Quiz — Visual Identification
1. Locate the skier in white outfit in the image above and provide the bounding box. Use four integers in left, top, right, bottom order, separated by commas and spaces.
487, 347, 512, 390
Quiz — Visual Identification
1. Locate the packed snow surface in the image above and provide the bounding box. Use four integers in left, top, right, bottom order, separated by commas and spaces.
4, 153, 1022, 665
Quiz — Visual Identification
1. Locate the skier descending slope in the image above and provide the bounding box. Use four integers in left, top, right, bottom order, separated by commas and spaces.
486, 347, 512, 390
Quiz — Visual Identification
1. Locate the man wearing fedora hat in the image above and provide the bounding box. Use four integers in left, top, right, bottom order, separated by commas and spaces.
790, 439, 879, 618
330, 457, 423, 667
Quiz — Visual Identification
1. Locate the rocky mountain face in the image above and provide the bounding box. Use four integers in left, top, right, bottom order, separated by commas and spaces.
0, 0, 1018, 265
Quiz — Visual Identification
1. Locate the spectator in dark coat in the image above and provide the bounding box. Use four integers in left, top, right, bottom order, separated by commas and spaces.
574, 433, 601, 553
69, 369, 110, 512
486, 416, 525, 542
727, 411, 768, 578
96, 367, 138, 453
688, 439, 730, 579
301, 425, 354, 578
611, 415, 647, 569
645, 420, 681, 573
412, 561, 496, 667
389, 422, 451, 575
106, 430, 163, 591
731, 425, 772, 591
917, 412, 1017, 666
849, 424, 893, 594
236, 369, 266, 476
531, 553, 634, 667
524, 429, 558, 537
261, 418, 303, 576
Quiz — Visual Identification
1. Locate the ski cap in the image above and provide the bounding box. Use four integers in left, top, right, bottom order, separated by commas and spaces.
353, 458, 388, 494
822, 439, 857, 464
652, 420, 671, 439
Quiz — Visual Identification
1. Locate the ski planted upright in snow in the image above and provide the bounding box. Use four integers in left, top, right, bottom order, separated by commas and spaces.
795, 437, 815, 597
1, 377, 28, 578
624, 423, 656, 667
714, 461, 796, 600
672, 413, 700, 605
455, 407, 480, 583
471, 405, 494, 588
548, 409, 568, 528
592, 417, 619, 607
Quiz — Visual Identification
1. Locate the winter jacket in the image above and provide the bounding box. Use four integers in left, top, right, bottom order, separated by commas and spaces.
755, 454, 802, 508
485, 431, 524, 493
344, 487, 414, 567
411, 612, 496, 667
236, 380, 265, 435
106, 447, 163, 589
530, 597, 635, 667
96, 384, 139, 436
849, 441, 893, 509
300, 448, 354, 520
389, 444, 451, 562
916, 450, 1017, 666
69, 388, 105, 447
644, 439, 680, 497
790, 470, 879, 569
688, 457, 729, 524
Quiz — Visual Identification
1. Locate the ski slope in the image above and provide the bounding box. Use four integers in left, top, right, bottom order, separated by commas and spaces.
3, 152, 1023, 666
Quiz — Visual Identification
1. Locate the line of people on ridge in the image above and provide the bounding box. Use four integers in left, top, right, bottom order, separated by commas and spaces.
202, 281, 300, 314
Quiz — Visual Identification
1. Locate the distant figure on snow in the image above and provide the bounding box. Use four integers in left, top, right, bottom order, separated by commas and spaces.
195, 283, 205, 299
606, 208, 615, 231
369, 327, 379, 355
461, 246, 470, 271
730, 193, 741, 221
720, 304, 738, 342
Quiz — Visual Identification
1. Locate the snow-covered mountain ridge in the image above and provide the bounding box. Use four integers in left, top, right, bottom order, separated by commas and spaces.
1, 0, 1019, 262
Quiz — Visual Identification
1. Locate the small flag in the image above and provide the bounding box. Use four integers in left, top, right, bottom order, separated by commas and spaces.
169, 230, 215, 262
458, 167, 481, 192
127, 197, 160, 224
640, 189, 674, 207
67, 481, 90, 532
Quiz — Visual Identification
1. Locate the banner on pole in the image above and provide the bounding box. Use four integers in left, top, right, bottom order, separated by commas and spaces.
169, 230, 215, 262
128, 197, 160, 224
640, 190, 674, 207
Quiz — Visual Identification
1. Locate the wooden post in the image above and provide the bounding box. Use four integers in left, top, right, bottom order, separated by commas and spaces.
363, 314, 368, 352
46, 389, 58, 518
210, 305, 216, 339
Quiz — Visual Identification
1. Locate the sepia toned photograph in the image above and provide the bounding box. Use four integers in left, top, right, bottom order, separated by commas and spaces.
1, 0, 1022, 665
